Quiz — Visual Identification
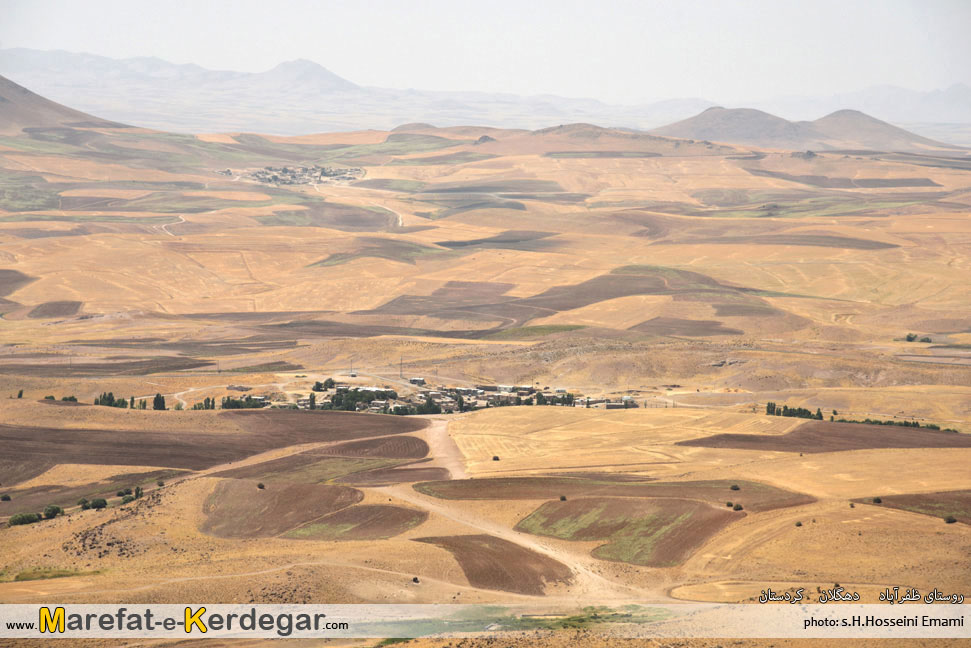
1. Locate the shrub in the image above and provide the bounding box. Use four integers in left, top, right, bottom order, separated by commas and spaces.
872, 497, 882, 504
0, 494, 10, 502
157, 481, 165, 487
726, 501, 733, 507
733, 503, 744, 511
559, 495, 567, 501
123, 487, 132, 495
849, 502, 855, 508
905, 333, 917, 342
90, 498, 108, 510
492, 456, 500, 461
43, 505, 63, 519
945, 516, 957, 524
80, 500, 91, 510
77, 498, 88, 507
44, 395, 55, 400
116, 490, 126, 497
730, 484, 740, 491
121, 495, 134, 504
920, 337, 932, 343
795, 521, 803, 527
257, 483, 265, 490
8, 512, 40, 526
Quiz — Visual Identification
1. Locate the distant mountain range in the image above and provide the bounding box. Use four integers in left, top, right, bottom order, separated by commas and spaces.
0, 73, 124, 134
2, 48, 968, 143
651, 107, 963, 152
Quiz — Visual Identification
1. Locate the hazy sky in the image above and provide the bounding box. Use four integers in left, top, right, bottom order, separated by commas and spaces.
2, 0, 968, 104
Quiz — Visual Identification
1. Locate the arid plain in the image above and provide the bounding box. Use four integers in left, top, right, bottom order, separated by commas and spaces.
1, 74, 970, 646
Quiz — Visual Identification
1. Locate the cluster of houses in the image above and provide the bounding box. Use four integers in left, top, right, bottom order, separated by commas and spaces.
291, 378, 643, 413
243, 165, 363, 186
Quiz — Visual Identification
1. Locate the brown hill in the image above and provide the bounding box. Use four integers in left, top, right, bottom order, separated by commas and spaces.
652, 106, 966, 153
0, 74, 125, 134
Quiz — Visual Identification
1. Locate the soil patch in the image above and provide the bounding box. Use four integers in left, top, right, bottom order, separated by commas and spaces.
414, 477, 811, 512
413, 534, 573, 595
515, 497, 738, 566
855, 490, 971, 525
26, 300, 82, 318
285, 504, 428, 540
677, 420, 971, 453
322, 435, 429, 459
200, 479, 363, 538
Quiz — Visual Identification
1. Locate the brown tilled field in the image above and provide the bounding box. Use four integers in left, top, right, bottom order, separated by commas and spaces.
200, 479, 363, 538
515, 496, 739, 566
285, 504, 428, 540
413, 534, 574, 595
677, 420, 971, 453
854, 489, 971, 525
414, 477, 814, 512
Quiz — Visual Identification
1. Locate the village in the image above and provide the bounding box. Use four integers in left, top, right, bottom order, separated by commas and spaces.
284, 375, 653, 415
217, 165, 364, 186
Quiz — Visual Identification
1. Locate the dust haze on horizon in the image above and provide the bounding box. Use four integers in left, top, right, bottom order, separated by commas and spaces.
2, 0, 969, 106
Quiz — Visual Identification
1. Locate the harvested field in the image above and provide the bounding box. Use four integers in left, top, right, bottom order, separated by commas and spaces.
413, 534, 573, 595
200, 479, 363, 538
322, 435, 429, 459
628, 317, 743, 337
284, 504, 428, 541
0, 469, 185, 517
515, 497, 739, 567
414, 477, 813, 512
26, 300, 82, 318
677, 420, 971, 453
856, 489, 971, 525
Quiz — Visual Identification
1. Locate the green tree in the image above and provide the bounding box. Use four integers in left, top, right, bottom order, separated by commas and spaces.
323, 377, 336, 389
130, 396, 135, 409
90, 498, 108, 510
153, 393, 166, 410
16, 389, 23, 399
309, 392, 316, 410
43, 505, 63, 519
